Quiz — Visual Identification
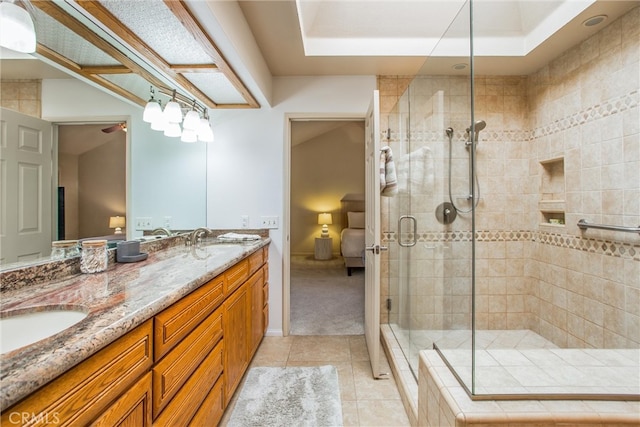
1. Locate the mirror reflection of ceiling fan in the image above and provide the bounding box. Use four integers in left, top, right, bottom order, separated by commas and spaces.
101, 123, 127, 133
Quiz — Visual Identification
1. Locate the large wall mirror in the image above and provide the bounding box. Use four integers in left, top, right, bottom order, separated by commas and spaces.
0, 55, 207, 269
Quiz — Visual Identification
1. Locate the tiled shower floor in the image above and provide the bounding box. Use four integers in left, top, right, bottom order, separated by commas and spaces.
387, 326, 640, 396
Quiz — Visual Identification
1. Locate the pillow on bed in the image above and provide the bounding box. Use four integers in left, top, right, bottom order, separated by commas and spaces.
347, 211, 365, 228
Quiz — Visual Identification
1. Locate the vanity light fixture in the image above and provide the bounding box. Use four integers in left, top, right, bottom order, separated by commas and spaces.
0, 0, 36, 53
150, 109, 166, 131
197, 110, 214, 143
144, 86, 214, 142
182, 100, 200, 131
142, 87, 162, 123
163, 89, 183, 124
164, 121, 182, 138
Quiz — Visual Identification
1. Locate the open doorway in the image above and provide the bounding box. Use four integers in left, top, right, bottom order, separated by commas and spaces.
288, 119, 366, 335
57, 123, 126, 240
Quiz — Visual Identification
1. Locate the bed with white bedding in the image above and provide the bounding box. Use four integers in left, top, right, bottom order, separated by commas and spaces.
340, 195, 365, 275
341, 226, 364, 276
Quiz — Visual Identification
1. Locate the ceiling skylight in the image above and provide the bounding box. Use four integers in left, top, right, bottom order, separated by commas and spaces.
295, 0, 595, 57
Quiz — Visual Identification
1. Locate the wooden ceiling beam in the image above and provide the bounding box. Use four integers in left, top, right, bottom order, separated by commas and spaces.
81, 66, 132, 74
75, 0, 220, 109
163, 1, 259, 108
36, 45, 147, 107
170, 64, 220, 73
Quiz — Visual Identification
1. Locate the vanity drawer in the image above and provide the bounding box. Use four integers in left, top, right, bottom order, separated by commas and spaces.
189, 375, 224, 427
152, 306, 223, 417
152, 339, 224, 427
2, 320, 153, 427
224, 259, 249, 296
154, 274, 224, 360
90, 372, 152, 427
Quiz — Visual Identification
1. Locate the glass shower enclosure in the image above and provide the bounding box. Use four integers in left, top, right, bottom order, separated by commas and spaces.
383, 0, 476, 392
383, 0, 639, 401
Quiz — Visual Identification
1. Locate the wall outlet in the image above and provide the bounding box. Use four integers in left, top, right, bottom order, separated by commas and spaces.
260, 216, 279, 229
241, 215, 249, 229
135, 217, 153, 230
164, 216, 172, 228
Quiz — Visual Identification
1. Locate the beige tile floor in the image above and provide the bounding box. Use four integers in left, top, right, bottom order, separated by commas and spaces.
220, 335, 411, 427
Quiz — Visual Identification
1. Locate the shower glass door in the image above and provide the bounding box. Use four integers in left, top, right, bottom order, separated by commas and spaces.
385, 0, 476, 391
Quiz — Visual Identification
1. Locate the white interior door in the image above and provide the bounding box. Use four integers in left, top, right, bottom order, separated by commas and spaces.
0, 108, 54, 264
364, 90, 385, 378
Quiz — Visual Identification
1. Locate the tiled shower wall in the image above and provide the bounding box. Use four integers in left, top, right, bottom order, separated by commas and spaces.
0, 80, 41, 117
380, 6, 639, 349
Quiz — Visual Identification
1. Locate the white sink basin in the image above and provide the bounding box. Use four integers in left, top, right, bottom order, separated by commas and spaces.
0, 307, 88, 354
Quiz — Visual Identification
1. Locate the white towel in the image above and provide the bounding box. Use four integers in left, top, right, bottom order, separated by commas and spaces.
217, 232, 262, 242
380, 146, 398, 197
396, 146, 434, 194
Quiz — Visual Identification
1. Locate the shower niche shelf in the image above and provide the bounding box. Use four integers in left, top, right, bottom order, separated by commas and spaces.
538, 157, 565, 227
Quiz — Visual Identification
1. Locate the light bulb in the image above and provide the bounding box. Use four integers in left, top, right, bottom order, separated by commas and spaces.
164, 122, 181, 138
197, 117, 214, 142
143, 99, 162, 123
163, 100, 183, 123
150, 114, 166, 131
0, 2, 36, 53
183, 109, 200, 131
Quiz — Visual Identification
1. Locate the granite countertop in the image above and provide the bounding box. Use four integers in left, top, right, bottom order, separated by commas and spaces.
0, 238, 270, 411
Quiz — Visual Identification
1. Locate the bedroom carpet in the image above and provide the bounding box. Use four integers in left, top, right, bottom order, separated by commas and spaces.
290, 256, 364, 335
226, 365, 343, 427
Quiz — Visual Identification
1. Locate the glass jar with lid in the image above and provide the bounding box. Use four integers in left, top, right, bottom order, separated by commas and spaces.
51, 240, 79, 259
80, 240, 108, 273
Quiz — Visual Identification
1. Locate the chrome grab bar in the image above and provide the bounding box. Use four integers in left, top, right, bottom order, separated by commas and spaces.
577, 219, 640, 235
398, 215, 417, 247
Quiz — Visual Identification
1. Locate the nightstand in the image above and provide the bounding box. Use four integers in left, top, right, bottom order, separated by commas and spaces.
314, 237, 333, 260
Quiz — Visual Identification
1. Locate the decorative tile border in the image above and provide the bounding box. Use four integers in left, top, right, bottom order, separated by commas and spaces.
381, 90, 638, 144
383, 229, 640, 261
533, 90, 639, 139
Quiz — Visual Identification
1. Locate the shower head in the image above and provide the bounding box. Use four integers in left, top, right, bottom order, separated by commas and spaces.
465, 120, 486, 144
473, 120, 486, 132
466, 120, 486, 134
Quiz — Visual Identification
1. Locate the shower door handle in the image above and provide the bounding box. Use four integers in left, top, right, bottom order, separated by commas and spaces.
398, 215, 417, 247
365, 245, 388, 254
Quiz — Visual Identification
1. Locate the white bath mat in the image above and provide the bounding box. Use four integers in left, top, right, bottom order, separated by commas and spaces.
227, 365, 343, 427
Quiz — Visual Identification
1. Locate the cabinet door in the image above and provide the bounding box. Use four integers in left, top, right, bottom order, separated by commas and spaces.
1, 321, 153, 427
248, 268, 264, 358
223, 282, 249, 402
90, 372, 152, 427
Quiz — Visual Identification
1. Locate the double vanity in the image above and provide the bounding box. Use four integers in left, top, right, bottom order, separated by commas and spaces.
0, 233, 270, 426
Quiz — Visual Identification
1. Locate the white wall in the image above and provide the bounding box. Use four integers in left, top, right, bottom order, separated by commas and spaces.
41, 79, 207, 235
207, 75, 377, 335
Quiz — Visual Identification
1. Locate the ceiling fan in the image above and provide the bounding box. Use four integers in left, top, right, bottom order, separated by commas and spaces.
101, 123, 127, 133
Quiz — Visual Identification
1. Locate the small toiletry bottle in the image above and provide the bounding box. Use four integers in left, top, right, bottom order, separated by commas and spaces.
80, 240, 108, 273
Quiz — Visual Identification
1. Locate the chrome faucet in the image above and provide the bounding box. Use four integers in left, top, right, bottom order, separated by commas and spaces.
190, 227, 212, 246
151, 227, 172, 236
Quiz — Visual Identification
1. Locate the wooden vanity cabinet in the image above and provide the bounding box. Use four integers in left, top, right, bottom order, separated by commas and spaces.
1, 245, 268, 427
0, 320, 153, 427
